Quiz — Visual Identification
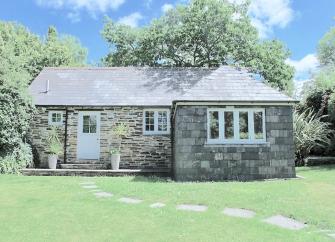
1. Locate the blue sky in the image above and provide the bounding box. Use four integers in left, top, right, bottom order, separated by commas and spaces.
0, 0, 334, 84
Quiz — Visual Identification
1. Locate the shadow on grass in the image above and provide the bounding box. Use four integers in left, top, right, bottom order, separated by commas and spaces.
131, 176, 172, 183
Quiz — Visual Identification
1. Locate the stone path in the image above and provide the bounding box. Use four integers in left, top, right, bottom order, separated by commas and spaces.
263, 215, 307, 230
150, 202, 166, 208
223, 208, 256, 218
176, 204, 208, 212
78, 181, 334, 238
118, 197, 143, 204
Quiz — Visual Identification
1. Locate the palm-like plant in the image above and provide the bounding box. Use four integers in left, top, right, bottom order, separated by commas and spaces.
293, 109, 333, 165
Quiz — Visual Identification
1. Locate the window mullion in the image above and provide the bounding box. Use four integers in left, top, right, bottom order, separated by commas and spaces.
233, 111, 239, 140
154, 111, 158, 132
219, 111, 224, 141
248, 111, 254, 140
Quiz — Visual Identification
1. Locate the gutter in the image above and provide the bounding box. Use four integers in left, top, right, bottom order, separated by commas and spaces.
63, 107, 69, 164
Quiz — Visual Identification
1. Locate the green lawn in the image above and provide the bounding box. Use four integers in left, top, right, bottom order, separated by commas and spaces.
0, 166, 335, 242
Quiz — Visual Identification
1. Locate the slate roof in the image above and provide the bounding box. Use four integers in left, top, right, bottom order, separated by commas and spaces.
29, 66, 296, 106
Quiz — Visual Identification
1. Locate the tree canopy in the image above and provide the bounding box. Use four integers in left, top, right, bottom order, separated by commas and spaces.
101, 0, 294, 94
318, 26, 335, 67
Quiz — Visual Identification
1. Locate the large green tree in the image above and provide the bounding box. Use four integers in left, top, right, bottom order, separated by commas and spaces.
102, 0, 294, 94
318, 26, 335, 67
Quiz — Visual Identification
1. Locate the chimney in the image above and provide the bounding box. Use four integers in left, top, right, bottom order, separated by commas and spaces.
46, 80, 49, 93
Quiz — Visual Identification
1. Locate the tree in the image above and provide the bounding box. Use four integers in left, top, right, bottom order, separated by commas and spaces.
101, 0, 294, 94
0, 21, 88, 172
318, 26, 335, 67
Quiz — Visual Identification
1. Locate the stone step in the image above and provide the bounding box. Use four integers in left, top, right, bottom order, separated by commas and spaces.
60, 163, 108, 170
21, 168, 171, 177
74, 159, 104, 164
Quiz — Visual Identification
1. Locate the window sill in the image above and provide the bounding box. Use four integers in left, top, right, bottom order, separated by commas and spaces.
143, 132, 170, 136
205, 141, 270, 147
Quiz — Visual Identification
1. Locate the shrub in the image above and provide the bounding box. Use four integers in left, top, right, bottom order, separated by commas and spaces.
293, 109, 333, 165
0, 142, 32, 174
46, 126, 62, 155
110, 123, 129, 154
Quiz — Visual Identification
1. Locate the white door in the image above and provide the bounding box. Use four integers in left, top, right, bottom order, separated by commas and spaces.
77, 112, 100, 160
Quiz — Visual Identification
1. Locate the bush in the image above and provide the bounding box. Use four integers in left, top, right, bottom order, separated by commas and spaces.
293, 109, 333, 165
0, 142, 32, 174
47, 126, 62, 155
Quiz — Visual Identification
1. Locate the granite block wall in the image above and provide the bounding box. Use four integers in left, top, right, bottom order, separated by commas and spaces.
173, 105, 296, 181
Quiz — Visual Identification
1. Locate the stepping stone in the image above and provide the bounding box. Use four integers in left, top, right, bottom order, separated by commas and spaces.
150, 202, 166, 208
327, 233, 335, 239
82, 185, 98, 189
176, 204, 208, 212
263, 215, 307, 230
223, 208, 256, 218
118, 197, 143, 204
80, 181, 95, 185
94, 192, 113, 198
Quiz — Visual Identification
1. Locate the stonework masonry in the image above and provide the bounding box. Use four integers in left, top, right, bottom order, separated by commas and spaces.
173, 105, 296, 181
29, 106, 171, 169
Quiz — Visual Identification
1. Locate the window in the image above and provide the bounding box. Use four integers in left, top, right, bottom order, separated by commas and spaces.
143, 109, 170, 135
48, 111, 63, 125
207, 108, 266, 144
83, 115, 97, 133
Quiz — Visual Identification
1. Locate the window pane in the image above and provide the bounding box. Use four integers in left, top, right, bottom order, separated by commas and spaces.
90, 124, 96, 133
254, 111, 264, 139
224, 111, 234, 139
83, 125, 90, 133
209, 111, 219, 139
56, 113, 61, 122
145, 111, 154, 131
158, 111, 168, 131
52, 113, 57, 122
83, 115, 90, 125
239, 111, 249, 139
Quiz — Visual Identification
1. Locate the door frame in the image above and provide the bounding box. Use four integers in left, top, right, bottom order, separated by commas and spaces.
77, 111, 101, 160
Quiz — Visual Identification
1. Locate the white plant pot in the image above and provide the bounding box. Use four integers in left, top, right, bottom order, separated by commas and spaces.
48, 154, 58, 169
111, 154, 120, 170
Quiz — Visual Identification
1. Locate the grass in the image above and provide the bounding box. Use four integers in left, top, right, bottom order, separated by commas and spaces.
0, 166, 335, 242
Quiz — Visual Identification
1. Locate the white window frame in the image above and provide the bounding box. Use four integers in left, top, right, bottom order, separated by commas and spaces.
143, 109, 170, 135
207, 108, 266, 144
48, 111, 63, 126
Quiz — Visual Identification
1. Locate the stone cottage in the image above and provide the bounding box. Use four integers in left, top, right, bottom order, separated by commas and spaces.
29, 66, 297, 181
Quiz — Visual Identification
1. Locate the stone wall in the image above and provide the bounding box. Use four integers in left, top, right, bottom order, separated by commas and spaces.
173, 105, 296, 181
29, 106, 171, 169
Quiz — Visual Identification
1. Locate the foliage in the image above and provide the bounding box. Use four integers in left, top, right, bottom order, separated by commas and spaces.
101, 0, 294, 94
318, 26, 335, 66
0, 142, 32, 174
0, 21, 87, 171
0, 86, 34, 152
46, 127, 62, 155
0, 22, 87, 85
314, 66, 335, 90
293, 109, 333, 165
111, 123, 130, 154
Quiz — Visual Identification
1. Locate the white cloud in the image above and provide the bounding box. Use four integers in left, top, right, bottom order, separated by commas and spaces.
229, 0, 294, 38
161, 3, 173, 13
286, 54, 319, 80
67, 12, 81, 23
118, 12, 143, 27
35, 0, 125, 18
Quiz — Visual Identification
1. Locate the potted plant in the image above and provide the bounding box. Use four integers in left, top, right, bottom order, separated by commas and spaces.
110, 123, 129, 170
47, 126, 62, 169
